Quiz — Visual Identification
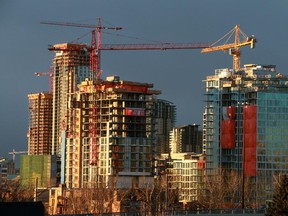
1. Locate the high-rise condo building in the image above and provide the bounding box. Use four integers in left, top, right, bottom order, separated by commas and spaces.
27, 93, 53, 155
203, 64, 288, 206
170, 124, 202, 154
63, 76, 160, 188
51, 43, 90, 156
154, 99, 176, 154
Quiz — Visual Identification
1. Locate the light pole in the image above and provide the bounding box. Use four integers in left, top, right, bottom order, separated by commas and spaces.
165, 157, 172, 213
166, 163, 169, 212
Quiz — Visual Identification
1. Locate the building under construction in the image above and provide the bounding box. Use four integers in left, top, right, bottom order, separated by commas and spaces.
62, 75, 161, 188
20, 154, 57, 187
51, 43, 90, 156
27, 93, 53, 155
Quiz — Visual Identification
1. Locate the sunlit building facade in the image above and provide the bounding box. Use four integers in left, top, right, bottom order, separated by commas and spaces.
170, 153, 205, 203
170, 124, 202, 154
63, 76, 161, 188
50, 43, 90, 156
27, 93, 53, 155
203, 64, 288, 206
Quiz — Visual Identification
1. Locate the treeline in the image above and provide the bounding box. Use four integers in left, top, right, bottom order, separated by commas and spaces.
2, 171, 288, 215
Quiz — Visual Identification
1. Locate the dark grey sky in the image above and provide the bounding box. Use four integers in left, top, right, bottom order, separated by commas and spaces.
1, 0, 287, 160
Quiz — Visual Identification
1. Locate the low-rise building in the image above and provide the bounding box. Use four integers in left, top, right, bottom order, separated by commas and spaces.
0, 158, 15, 180
169, 153, 205, 203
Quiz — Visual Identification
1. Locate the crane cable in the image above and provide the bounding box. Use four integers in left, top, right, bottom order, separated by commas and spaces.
210, 25, 250, 47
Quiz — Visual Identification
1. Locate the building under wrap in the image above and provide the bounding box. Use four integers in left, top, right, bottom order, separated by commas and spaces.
20, 155, 57, 188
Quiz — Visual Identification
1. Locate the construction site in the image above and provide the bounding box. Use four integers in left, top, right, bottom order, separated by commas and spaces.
28, 19, 213, 188
25, 22, 256, 184
22, 20, 288, 213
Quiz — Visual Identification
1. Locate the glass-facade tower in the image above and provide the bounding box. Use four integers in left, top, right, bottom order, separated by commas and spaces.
203, 64, 288, 206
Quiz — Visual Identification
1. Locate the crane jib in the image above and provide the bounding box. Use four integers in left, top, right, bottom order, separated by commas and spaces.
99, 43, 211, 50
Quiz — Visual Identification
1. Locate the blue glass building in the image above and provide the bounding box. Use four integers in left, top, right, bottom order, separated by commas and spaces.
203, 64, 288, 207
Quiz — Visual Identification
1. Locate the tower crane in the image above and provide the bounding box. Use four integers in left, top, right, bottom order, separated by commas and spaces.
201, 25, 256, 71
41, 18, 210, 167
41, 18, 210, 81
35, 66, 54, 93
8, 149, 28, 162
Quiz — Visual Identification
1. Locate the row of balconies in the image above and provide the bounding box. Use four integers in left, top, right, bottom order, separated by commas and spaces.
111, 161, 152, 168
29, 147, 50, 151
29, 129, 52, 133
78, 112, 153, 122
29, 137, 51, 141
81, 123, 152, 131
111, 153, 152, 161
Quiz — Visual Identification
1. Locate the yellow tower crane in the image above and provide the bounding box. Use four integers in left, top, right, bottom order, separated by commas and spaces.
201, 25, 256, 71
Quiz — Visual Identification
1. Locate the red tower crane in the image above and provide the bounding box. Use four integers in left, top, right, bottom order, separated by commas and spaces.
41, 19, 210, 166
41, 18, 210, 81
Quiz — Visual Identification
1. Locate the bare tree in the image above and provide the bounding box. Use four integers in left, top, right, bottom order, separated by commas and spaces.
61, 186, 117, 214
266, 174, 288, 216
0, 178, 35, 202
50, 175, 180, 215
57, 177, 131, 215
198, 168, 241, 210
129, 175, 180, 215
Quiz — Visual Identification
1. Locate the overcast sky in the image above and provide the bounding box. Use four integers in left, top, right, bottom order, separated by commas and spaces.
1, 0, 287, 161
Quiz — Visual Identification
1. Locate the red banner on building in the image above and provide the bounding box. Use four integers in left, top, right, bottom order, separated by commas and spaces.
221, 120, 236, 148
197, 160, 206, 169
221, 106, 236, 149
125, 108, 145, 116
243, 105, 257, 177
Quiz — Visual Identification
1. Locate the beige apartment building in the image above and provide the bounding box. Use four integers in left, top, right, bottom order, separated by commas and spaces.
27, 93, 53, 155
63, 75, 161, 188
